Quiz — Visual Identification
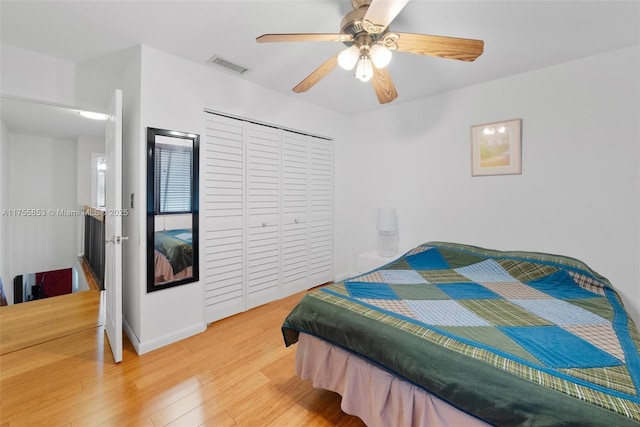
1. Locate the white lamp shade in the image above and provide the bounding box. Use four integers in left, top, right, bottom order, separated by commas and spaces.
377, 207, 398, 257
338, 45, 360, 70
377, 207, 398, 232
370, 44, 392, 69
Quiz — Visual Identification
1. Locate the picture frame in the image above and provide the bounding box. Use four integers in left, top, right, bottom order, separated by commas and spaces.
471, 118, 522, 176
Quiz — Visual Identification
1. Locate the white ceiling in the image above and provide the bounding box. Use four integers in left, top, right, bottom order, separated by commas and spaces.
1, 1, 639, 116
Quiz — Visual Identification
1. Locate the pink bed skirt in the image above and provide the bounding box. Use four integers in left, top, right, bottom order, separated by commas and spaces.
296, 333, 490, 427
154, 250, 192, 284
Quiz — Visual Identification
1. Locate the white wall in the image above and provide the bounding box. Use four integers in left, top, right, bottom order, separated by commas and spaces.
121, 46, 143, 346
125, 45, 349, 353
0, 120, 10, 299
1, 43, 80, 108
336, 45, 640, 323
7, 134, 79, 284
0, 42, 121, 113
76, 46, 140, 110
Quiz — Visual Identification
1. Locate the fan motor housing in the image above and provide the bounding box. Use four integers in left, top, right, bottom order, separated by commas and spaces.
341, 4, 386, 44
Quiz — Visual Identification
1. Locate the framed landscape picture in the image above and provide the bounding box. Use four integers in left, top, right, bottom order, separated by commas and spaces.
471, 118, 522, 176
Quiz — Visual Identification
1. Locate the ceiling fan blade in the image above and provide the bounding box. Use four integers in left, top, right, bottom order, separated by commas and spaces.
371, 66, 398, 104
256, 33, 352, 43
391, 32, 484, 62
292, 54, 338, 93
363, 0, 410, 34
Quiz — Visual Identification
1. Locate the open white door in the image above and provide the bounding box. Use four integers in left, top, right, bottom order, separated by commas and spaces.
105, 89, 124, 363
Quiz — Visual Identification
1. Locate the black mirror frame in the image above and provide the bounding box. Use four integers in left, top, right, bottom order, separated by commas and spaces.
146, 127, 200, 293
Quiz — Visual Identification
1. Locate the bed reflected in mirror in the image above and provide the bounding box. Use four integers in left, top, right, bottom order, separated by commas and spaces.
146, 128, 199, 292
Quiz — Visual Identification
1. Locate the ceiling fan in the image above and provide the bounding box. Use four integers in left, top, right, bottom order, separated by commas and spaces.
256, 0, 484, 105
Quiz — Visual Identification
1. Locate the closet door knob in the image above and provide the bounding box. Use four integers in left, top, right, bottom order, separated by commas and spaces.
262, 222, 267, 227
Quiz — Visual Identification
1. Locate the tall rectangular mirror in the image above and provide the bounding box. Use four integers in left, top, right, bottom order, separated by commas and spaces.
146, 127, 199, 292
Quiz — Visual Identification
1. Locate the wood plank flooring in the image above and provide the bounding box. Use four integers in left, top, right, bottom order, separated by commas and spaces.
0, 290, 102, 355
0, 291, 365, 426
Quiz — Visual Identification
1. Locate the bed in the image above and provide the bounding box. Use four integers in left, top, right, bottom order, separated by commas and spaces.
282, 242, 640, 426
154, 229, 193, 284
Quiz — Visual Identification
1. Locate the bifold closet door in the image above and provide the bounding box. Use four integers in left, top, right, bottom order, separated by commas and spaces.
203, 114, 246, 323
281, 131, 309, 293
203, 111, 334, 323
309, 137, 333, 285
245, 123, 281, 309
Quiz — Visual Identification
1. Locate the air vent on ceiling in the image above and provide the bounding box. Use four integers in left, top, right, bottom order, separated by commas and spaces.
206, 55, 248, 75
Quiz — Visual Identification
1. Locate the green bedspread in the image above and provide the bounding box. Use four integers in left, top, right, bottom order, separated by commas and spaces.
282, 242, 640, 426
154, 229, 192, 274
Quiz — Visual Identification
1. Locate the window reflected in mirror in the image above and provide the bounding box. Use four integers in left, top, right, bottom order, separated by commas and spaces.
146, 128, 199, 292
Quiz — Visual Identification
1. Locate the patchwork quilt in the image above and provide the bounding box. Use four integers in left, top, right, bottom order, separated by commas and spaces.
282, 242, 640, 426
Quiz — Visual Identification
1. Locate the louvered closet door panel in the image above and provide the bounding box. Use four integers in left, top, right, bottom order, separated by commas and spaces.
203, 224, 244, 321
281, 218, 308, 292
309, 137, 333, 218
309, 137, 334, 284
282, 131, 309, 219
247, 124, 280, 222
203, 114, 245, 322
281, 131, 309, 292
203, 116, 244, 219
309, 218, 333, 282
246, 123, 281, 308
246, 220, 279, 308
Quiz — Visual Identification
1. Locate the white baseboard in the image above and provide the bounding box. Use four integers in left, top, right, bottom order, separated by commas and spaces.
123, 317, 206, 355
123, 317, 141, 354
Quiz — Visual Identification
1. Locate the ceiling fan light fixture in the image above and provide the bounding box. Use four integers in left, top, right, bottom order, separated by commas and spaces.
338, 45, 360, 70
256, 0, 483, 104
79, 110, 108, 121
370, 44, 392, 68
355, 53, 373, 82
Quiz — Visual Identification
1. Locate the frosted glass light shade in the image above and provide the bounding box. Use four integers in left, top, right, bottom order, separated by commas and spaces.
370, 44, 392, 68
79, 110, 108, 120
338, 45, 360, 70
355, 55, 373, 82
377, 207, 398, 257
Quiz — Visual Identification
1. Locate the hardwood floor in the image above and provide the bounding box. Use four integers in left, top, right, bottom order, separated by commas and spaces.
0, 291, 365, 426
0, 290, 102, 355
